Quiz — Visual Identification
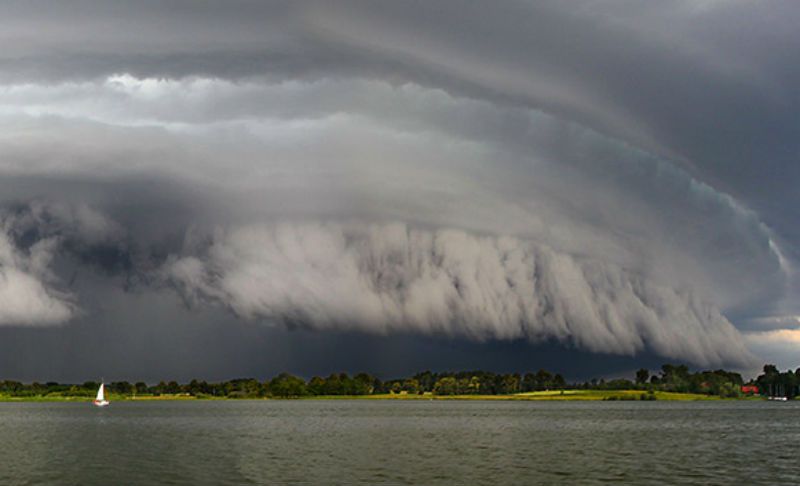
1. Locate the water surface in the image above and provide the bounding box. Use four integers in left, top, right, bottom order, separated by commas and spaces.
0, 400, 796, 485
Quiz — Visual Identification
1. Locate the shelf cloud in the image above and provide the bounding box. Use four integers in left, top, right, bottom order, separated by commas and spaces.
165, 222, 755, 367
0, 0, 798, 375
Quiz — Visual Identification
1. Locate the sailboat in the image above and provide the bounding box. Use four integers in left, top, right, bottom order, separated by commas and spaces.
93, 382, 110, 407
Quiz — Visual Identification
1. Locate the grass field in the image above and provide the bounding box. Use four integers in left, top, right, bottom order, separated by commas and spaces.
513, 390, 721, 401
299, 390, 730, 401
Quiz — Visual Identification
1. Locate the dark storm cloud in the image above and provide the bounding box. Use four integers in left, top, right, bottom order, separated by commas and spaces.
0, 0, 797, 375
3, 1, 798, 182
0, 199, 129, 325
164, 222, 755, 367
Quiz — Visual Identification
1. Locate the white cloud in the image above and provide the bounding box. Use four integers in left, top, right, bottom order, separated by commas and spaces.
0, 201, 126, 326
165, 222, 757, 367
0, 223, 72, 326
743, 328, 800, 372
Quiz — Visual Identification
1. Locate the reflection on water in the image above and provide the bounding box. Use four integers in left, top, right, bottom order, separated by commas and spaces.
0, 400, 798, 485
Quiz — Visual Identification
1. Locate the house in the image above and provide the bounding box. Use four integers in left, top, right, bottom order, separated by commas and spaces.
741, 385, 759, 394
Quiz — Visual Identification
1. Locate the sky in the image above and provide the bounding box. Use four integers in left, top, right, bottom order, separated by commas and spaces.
0, 0, 798, 382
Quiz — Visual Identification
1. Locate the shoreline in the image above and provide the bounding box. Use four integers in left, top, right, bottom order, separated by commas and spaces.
0, 390, 765, 402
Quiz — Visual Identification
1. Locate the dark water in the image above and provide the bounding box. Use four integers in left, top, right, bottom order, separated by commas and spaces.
0, 400, 797, 485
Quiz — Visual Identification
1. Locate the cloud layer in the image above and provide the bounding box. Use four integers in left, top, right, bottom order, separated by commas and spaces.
0, 227, 72, 326
0, 201, 125, 325
0, 1, 797, 373
166, 223, 755, 366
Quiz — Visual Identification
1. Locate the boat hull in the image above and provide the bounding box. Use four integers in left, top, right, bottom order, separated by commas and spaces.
93, 400, 109, 407
767, 396, 788, 402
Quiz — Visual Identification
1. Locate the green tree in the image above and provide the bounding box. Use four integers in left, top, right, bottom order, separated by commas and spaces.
467, 376, 481, 394
433, 377, 458, 395
307, 376, 326, 395
110, 381, 133, 395
269, 373, 308, 398
498, 374, 520, 394
402, 379, 420, 394
354, 373, 376, 395
535, 369, 553, 390
414, 371, 436, 392
521, 373, 536, 392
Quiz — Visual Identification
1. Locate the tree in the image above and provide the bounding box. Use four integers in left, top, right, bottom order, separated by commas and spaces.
269, 373, 308, 398
307, 376, 326, 395
756, 364, 781, 397
456, 378, 471, 394
186, 379, 208, 396
354, 373, 376, 395
535, 369, 553, 390
110, 381, 133, 395
635, 369, 650, 386
521, 373, 536, 392
166, 381, 181, 394
82, 381, 98, 392
498, 374, 520, 394
402, 379, 420, 394
659, 364, 690, 392
414, 371, 436, 392
467, 376, 481, 394
433, 377, 458, 395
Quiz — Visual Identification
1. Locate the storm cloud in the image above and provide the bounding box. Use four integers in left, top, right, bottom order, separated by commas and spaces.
165, 222, 754, 367
0, 200, 125, 326
0, 0, 797, 376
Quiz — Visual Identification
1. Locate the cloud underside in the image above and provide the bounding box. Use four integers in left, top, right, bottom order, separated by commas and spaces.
0, 201, 125, 326
0, 195, 761, 366
0, 253, 72, 326
166, 223, 755, 367
0, 73, 784, 367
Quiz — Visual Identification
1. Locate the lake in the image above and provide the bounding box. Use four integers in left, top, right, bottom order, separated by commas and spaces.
0, 400, 797, 485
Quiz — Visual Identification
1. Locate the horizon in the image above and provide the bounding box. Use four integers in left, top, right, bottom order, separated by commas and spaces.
0, 360, 790, 386
2, 362, 790, 388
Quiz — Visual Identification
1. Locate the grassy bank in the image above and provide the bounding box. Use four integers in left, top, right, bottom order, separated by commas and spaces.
331, 390, 724, 401
0, 390, 756, 402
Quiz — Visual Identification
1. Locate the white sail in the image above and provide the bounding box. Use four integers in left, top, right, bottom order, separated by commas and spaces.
93, 382, 109, 406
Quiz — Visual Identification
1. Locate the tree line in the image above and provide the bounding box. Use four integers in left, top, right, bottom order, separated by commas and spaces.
755, 364, 799, 399
0, 370, 566, 399
0, 364, 796, 399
